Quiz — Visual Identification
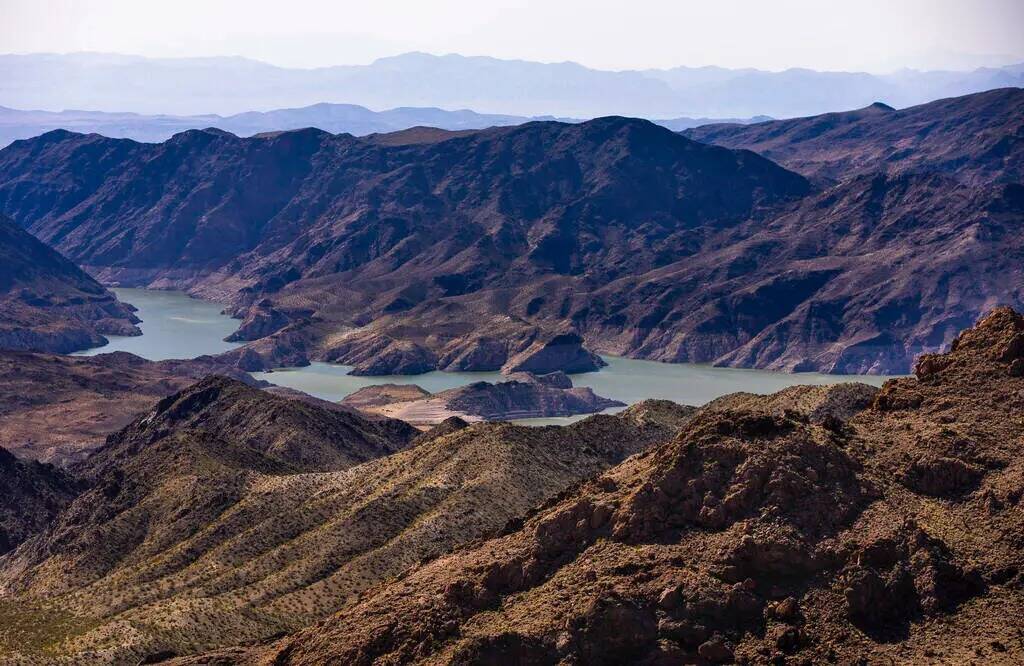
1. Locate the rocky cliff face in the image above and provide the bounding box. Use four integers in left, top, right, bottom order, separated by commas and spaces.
212, 307, 1024, 665
0, 447, 82, 555
0, 215, 139, 353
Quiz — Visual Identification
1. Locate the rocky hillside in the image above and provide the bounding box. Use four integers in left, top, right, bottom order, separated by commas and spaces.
685, 87, 1023, 185
572, 171, 1024, 373
201, 307, 1024, 665
0, 90, 1020, 374
0, 116, 811, 374
0, 384, 691, 663
0, 214, 139, 353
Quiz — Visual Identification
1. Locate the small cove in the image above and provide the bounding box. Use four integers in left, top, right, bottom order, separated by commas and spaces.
74, 288, 243, 360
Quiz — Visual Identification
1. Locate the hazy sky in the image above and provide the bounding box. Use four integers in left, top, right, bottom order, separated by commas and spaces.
2, 0, 1022, 72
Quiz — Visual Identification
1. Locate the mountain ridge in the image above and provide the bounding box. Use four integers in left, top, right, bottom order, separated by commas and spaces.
195, 307, 1024, 665
0, 380, 692, 662
684, 87, 1023, 185
1, 90, 1020, 375
0, 102, 769, 148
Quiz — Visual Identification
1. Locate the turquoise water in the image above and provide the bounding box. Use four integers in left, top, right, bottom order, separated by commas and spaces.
79, 289, 892, 421
74, 288, 243, 360
251, 355, 888, 418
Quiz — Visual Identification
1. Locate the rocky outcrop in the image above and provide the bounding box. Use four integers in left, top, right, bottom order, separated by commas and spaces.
502, 332, 605, 375
321, 319, 609, 376
340, 372, 624, 424
223, 299, 294, 342
217, 321, 313, 371
0, 215, 140, 353
336, 383, 431, 410
345, 339, 438, 376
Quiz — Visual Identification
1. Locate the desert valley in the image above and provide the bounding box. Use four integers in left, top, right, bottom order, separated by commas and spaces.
0, 2, 1022, 664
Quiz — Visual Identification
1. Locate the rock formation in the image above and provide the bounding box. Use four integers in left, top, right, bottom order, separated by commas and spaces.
0, 447, 82, 555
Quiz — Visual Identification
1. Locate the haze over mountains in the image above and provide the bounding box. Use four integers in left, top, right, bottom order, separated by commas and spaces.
0, 104, 572, 149
0, 102, 766, 149
3, 51, 1022, 118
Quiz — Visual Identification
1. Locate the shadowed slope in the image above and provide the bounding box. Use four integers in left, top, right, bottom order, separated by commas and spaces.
0, 448, 82, 556
0, 214, 139, 353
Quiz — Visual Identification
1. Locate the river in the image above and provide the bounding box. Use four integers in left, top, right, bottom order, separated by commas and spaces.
80, 288, 891, 422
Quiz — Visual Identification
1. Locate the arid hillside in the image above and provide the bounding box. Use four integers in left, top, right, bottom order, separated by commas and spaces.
0, 215, 139, 354
0, 381, 691, 663
192, 307, 1024, 665
685, 87, 1024, 185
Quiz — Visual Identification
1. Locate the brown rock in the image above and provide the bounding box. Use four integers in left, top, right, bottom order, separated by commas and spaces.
657, 585, 683, 609
770, 597, 800, 622
698, 637, 734, 663
901, 455, 984, 498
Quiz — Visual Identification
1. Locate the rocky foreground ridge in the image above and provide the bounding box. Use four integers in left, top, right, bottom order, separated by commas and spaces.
0, 381, 691, 662
176, 307, 1023, 665
0, 309, 1020, 663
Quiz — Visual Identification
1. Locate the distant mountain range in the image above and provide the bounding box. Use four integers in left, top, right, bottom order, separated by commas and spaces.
2, 51, 1022, 118
0, 103, 765, 148
1, 88, 1020, 376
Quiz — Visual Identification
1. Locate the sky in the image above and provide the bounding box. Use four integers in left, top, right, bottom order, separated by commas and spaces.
2, 0, 1022, 72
